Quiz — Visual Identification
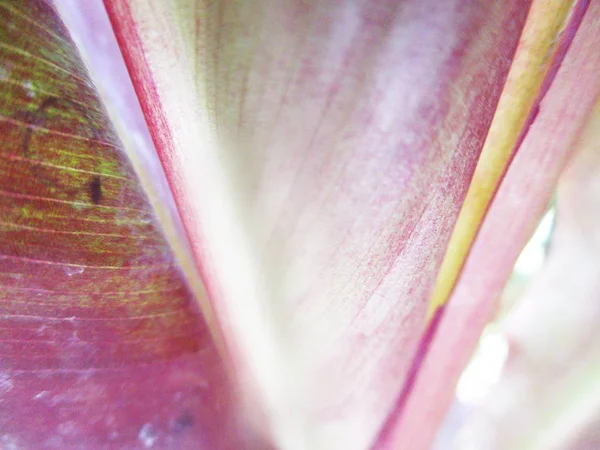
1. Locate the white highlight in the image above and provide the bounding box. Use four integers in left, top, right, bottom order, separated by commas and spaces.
138, 423, 158, 448
64, 266, 85, 277
24, 80, 35, 98
0, 373, 13, 393
34, 391, 49, 400
513, 208, 555, 277
456, 329, 509, 404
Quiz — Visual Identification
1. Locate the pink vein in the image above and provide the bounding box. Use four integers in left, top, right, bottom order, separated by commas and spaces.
0, 330, 200, 345
2, 359, 197, 374
0, 285, 180, 295
0, 78, 88, 110
0, 189, 147, 213
0, 116, 118, 149
0, 310, 183, 322
0, 41, 87, 84
0, 254, 169, 270
0, 153, 130, 181
0, 220, 149, 239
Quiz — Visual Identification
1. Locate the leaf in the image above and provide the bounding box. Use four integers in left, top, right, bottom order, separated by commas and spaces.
0, 1, 251, 448
389, 1, 600, 448
104, 0, 531, 447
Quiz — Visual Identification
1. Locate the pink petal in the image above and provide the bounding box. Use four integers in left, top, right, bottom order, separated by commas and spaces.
456, 99, 600, 450
105, 0, 531, 447
390, 2, 600, 448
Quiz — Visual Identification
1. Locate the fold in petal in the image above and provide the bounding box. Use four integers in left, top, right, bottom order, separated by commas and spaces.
0, 1, 250, 448
105, 0, 531, 447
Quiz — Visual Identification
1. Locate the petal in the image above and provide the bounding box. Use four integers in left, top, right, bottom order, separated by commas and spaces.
456, 99, 600, 450
0, 1, 250, 448
105, 0, 531, 448
391, 1, 600, 448
427, 0, 590, 318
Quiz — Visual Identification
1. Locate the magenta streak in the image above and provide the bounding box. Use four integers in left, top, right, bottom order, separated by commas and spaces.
370, 305, 446, 449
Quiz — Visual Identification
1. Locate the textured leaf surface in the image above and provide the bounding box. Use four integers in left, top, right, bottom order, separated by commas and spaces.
393, 1, 600, 448
104, 0, 531, 448
0, 1, 245, 448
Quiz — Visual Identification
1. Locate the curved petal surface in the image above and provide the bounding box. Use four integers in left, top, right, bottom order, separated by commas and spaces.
455, 100, 600, 450
105, 0, 531, 448
395, 1, 600, 448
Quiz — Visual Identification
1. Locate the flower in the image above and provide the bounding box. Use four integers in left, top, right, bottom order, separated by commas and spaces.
0, 0, 598, 448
